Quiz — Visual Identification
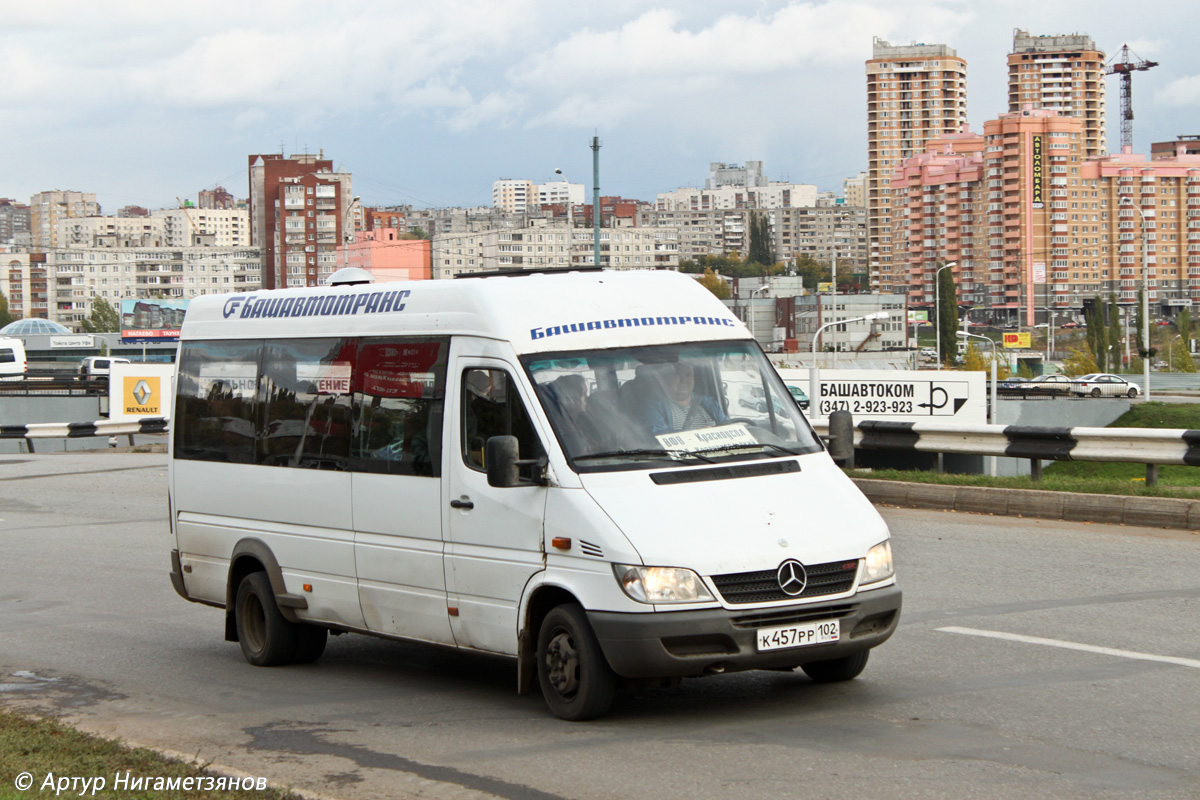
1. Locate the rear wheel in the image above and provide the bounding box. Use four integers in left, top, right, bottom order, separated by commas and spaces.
537, 603, 616, 721
234, 572, 298, 667
801, 650, 869, 683
1091, 388, 1102, 397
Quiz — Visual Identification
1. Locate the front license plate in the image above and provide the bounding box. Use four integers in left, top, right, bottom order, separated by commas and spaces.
757, 618, 840, 651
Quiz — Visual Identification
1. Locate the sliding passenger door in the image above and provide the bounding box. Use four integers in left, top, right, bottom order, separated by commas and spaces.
351, 338, 455, 645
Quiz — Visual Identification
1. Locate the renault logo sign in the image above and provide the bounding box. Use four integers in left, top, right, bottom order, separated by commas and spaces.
133, 380, 152, 406
776, 559, 808, 596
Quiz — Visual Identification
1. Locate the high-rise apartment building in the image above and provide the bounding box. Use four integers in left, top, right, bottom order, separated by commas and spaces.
492, 179, 535, 214
1008, 30, 1107, 158
0, 199, 31, 246
866, 38, 968, 295
248, 153, 354, 289
29, 191, 100, 251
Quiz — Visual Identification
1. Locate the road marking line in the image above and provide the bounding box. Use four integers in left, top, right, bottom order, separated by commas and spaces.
936, 626, 1200, 669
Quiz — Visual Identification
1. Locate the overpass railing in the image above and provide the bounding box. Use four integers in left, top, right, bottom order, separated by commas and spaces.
0, 417, 169, 453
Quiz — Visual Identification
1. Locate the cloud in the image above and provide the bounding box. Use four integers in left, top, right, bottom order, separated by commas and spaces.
1156, 74, 1200, 107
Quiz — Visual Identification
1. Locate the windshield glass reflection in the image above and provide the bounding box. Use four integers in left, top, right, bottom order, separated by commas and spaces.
523, 341, 821, 471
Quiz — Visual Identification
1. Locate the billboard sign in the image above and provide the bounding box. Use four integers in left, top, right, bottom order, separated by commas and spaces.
776, 368, 986, 424
1002, 332, 1032, 349
1031, 134, 1044, 209
121, 298, 189, 342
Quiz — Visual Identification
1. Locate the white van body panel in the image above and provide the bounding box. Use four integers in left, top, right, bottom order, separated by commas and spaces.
578, 454, 887, 580
0, 337, 27, 378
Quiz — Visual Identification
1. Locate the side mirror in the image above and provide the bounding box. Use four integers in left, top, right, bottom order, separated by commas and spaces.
486, 435, 520, 487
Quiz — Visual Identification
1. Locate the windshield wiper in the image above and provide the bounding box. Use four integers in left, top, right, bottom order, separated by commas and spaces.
689, 442, 805, 457
574, 448, 715, 463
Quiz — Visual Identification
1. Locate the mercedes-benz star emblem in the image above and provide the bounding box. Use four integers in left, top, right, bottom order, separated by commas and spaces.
776, 559, 807, 596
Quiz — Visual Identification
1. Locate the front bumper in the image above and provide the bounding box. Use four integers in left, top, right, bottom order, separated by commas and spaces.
587, 584, 901, 678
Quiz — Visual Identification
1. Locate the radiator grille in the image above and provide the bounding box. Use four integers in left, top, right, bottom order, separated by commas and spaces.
711, 560, 859, 604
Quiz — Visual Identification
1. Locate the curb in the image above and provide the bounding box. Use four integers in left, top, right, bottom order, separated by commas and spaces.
851, 478, 1200, 531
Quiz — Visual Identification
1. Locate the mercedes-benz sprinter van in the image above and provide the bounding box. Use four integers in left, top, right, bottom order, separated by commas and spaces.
167, 270, 900, 720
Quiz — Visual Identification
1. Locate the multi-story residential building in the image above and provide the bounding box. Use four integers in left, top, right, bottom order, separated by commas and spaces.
843, 173, 868, 208
248, 152, 354, 289
638, 208, 752, 260
706, 161, 767, 189
866, 38, 968, 295
1152, 136, 1200, 160
536, 180, 586, 207
343, 229, 431, 282
433, 222, 679, 279
47, 246, 261, 329
198, 186, 237, 209
790, 294, 909, 354
770, 207, 868, 280
1083, 146, 1200, 315
55, 208, 251, 250
655, 183, 818, 211
3, 252, 49, 319
0, 199, 31, 246
1008, 30, 1107, 158
492, 179, 535, 214
29, 191, 100, 251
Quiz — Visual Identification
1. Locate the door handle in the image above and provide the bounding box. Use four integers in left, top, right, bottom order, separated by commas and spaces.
450, 498, 474, 510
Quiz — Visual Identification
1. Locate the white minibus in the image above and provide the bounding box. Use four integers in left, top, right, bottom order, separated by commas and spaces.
0, 337, 27, 378
168, 270, 900, 720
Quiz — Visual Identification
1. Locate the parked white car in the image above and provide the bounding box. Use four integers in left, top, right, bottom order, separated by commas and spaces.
1072, 373, 1140, 398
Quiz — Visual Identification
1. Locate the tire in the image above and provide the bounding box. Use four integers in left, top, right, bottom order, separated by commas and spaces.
293, 624, 328, 664
537, 603, 616, 721
234, 572, 298, 667
801, 650, 869, 683
1128, 388, 1138, 398
1091, 388, 1102, 397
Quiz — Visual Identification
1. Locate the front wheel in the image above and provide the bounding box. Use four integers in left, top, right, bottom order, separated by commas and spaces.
1128, 388, 1138, 398
801, 650, 869, 683
235, 572, 298, 667
537, 603, 616, 721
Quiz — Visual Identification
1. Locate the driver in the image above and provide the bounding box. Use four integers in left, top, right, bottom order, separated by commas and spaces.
643, 362, 727, 435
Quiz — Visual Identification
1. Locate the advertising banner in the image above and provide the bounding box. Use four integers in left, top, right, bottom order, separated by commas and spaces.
776, 368, 986, 424
121, 298, 189, 342
1002, 332, 1032, 349
1031, 134, 1044, 209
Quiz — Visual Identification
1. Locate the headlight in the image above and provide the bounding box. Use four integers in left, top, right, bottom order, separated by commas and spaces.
862, 540, 894, 584
613, 564, 715, 604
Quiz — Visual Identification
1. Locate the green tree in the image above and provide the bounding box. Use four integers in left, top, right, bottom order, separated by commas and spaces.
1176, 308, 1192, 343
1106, 294, 1123, 371
698, 267, 730, 300
1062, 347, 1099, 376
400, 227, 428, 240
962, 342, 987, 372
1085, 297, 1120, 373
0, 290, 13, 327
1167, 336, 1196, 372
80, 297, 120, 333
746, 213, 773, 268
937, 265, 958, 365
793, 255, 831, 290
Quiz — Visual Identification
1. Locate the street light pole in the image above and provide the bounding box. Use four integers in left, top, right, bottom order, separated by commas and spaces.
958, 330, 997, 476
1127, 200, 1152, 400
934, 261, 958, 366
811, 311, 890, 418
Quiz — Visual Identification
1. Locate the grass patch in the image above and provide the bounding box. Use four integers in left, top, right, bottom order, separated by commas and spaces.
851, 467, 1200, 499
0, 708, 302, 800
852, 402, 1200, 497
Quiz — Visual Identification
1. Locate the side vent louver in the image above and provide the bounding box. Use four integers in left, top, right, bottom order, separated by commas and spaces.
579, 540, 604, 558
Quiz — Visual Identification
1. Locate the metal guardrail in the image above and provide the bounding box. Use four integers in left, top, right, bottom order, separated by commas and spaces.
0, 373, 108, 396
811, 417, 1198, 485
0, 417, 169, 453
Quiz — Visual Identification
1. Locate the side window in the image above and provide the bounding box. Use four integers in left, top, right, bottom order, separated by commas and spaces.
461, 368, 541, 476
259, 338, 355, 470
174, 340, 261, 464
0, 349, 14, 364
352, 338, 448, 477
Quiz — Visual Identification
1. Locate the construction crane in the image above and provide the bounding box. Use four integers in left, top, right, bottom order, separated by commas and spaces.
175, 196, 200, 245
1106, 44, 1158, 152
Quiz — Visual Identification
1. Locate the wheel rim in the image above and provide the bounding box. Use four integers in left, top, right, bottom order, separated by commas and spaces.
240, 592, 267, 655
544, 627, 580, 698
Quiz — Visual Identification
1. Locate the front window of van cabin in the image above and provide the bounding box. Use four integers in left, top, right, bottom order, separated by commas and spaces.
524, 341, 821, 471
461, 368, 543, 481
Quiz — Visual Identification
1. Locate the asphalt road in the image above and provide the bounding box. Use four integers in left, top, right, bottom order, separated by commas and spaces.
1, 452, 1198, 800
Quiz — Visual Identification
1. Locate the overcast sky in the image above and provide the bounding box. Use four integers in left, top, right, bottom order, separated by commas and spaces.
3, 0, 1198, 213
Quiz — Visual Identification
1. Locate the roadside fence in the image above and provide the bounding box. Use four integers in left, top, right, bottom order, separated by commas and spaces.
0, 417, 169, 453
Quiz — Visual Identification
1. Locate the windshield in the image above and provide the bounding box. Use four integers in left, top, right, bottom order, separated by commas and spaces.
523, 340, 822, 471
